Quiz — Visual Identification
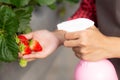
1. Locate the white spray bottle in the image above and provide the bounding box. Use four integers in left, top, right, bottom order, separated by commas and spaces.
57, 18, 118, 80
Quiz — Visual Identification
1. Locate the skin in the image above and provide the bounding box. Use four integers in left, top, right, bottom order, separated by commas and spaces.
22, 26, 120, 62
22, 30, 65, 61
64, 26, 120, 61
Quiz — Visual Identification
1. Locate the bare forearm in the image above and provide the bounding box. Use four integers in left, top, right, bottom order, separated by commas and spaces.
53, 30, 66, 46
105, 36, 120, 58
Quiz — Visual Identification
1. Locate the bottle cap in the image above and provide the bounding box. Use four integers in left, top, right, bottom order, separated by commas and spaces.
57, 18, 94, 32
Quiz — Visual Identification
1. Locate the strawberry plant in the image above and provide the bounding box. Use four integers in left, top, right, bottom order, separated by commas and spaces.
0, 0, 79, 63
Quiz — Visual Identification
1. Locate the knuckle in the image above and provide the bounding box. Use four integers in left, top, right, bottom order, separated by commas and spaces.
63, 41, 69, 47
80, 41, 87, 46
74, 32, 79, 38
64, 33, 70, 39
78, 38, 88, 47
64, 33, 67, 39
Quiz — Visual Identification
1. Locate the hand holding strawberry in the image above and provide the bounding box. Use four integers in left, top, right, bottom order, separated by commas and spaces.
21, 30, 61, 62
17, 35, 43, 67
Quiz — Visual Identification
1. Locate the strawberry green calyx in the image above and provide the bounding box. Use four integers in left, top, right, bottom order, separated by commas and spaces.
29, 39, 42, 52
19, 58, 28, 68
15, 35, 20, 44
19, 43, 31, 55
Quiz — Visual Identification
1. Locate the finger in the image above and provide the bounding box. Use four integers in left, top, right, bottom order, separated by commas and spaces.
75, 52, 81, 59
23, 53, 39, 59
72, 47, 80, 53
65, 32, 79, 40
22, 52, 46, 59
18, 52, 23, 58
64, 40, 80, 47
23, 32, 34, 40
27, 58, 36, 62
21, 58, 36, 62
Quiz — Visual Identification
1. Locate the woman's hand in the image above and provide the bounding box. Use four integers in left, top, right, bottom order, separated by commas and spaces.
21, 30, 65, 61
64, 26, 120, 61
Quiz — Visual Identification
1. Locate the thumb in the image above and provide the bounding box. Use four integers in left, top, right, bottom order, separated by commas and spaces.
23, 32, 33, 40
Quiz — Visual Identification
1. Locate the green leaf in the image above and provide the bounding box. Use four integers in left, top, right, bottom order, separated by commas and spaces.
56, 0, 63, 3
0, 0, 31, 7
36, 0, 56, 5
0, 35, 19, 62
0, 6, 19, 35
0, 0, 10, 4
66, 0, 79, 3
14, 6, 33, 34
48, 3, 57, 10
23, 26, 32, 34
29, 0, 39, 6
0, 6, 19, 62
10, 0, 31, 7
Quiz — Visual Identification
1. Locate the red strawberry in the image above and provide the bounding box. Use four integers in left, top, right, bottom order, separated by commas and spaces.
19, 43, 31, 55
17, 35, 31, 68
18, 35, 29, 45
29, 39, 42, 52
